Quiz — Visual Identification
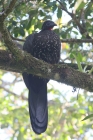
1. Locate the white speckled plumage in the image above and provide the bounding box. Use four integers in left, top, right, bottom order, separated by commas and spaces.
30, 30, 61, 64
23, 20, 61, 134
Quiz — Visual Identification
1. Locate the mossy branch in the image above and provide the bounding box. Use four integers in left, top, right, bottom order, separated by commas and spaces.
0, 50, 93, 92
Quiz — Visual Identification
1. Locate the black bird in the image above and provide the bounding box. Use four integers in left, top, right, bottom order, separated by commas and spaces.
22, 20, 61, 134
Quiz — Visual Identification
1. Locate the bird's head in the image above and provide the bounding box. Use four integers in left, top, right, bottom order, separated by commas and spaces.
41, 20, 57, 31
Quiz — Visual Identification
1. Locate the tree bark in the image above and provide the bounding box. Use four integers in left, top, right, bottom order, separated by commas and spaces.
0, 49, 93, 92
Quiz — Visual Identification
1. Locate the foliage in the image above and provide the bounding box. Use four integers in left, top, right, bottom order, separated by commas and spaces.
0, 0, 93, 139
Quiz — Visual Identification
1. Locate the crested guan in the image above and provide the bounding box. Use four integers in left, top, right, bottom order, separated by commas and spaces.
22, 20, 61, 134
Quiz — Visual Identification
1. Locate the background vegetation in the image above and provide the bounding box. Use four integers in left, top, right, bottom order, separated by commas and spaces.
0, 0, 93, 139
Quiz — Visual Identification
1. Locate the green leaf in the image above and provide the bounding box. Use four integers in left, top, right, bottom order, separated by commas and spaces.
52, 5, 57, 12
13, 27, 19, 37
66, 26, 73, 33
20, 28, 25, 36
77, 52, 82, 62
12, 21, 17, 26
57, 8, 62, 18
39, 10, 45, 16
74, 55, 83, 72
77, 1, 86, 11
82, 114, 93, 121
17, 131, 24, 140
48, 2, 53, 6
26, 19, 32, 30
72, 31, 79, 35
69, 1, 76, 8
72, 52, 83, 72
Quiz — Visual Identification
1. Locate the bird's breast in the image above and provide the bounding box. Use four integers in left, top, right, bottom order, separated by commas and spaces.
32, 30, 61, 64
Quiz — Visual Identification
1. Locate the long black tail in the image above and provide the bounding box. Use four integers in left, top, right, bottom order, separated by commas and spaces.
22, 73, 48, 134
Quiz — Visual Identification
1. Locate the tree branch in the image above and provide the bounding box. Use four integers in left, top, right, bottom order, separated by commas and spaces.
2, 0, 17, 19
56, 0, 92, 39
11, 35, 25, 42
0, 23, 24, 60
0, 50, 93, 92
56, 0, 73, 17
0, 85, 27, 100
61, 38, 93, 43
11, 36, 93, 43
0, 83, 61, 105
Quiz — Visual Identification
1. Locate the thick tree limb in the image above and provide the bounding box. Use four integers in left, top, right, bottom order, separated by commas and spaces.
0, 50, 92, 72
0, 50, 93, 73
0, 24, 24, 60
0, 50, 93, 92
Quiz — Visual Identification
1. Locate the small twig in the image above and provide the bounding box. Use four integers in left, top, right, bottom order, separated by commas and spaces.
0, 85, 27, 100
61, 38, 93, 43
61, 56, 70, 62
56, 0, 73, 16
11, 36, 93, 43
2, 0, 5, 11
11, 35, 25, 42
